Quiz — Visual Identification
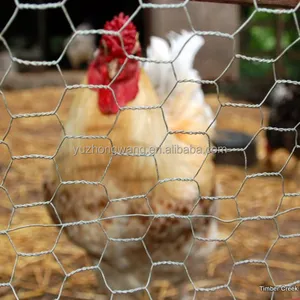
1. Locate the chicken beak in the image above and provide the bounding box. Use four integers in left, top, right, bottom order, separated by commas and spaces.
108, 60, 118, 79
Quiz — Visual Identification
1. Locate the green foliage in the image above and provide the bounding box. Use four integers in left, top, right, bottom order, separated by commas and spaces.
240, 60, 272, 79
249, 26, 276, 52
240, 8, 299, 80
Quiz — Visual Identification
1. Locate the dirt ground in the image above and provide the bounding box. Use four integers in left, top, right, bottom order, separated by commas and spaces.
0, 83, 300, 300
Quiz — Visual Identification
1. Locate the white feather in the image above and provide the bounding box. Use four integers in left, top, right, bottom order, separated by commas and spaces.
167, 30, 204, 81
144, 30, 215, 129
271, 83, 293, 105
144, 36, 172, 98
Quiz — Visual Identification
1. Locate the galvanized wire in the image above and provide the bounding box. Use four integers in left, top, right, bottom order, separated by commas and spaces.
0, 0, 299, 299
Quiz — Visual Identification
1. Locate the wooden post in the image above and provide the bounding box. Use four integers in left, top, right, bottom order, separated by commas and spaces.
144, 0, 240, 81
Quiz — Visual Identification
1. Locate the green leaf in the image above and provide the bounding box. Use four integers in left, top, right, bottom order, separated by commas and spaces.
240, 60, 272, 79
250, 26, 276, 52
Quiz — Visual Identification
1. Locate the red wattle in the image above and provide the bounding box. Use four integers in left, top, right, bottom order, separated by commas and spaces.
87, 12, 141, 115
87, 59, 140, 114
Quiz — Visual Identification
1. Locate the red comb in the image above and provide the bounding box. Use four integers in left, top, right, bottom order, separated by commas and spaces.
101, 13, 140, 59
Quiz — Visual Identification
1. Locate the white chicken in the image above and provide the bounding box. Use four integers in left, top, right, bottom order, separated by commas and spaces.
144, 30, 216, 137
44, 14, 218, 299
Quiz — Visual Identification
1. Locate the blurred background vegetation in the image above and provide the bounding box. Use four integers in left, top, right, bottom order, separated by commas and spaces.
0, 1, 298, 105
240, 8, 299, 81
225, 7, 300, 104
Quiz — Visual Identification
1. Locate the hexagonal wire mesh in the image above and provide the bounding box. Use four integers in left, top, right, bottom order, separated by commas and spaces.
0, 0, 300, 299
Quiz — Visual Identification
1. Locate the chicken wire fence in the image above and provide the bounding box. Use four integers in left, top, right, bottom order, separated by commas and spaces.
0, 0, 300, 299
